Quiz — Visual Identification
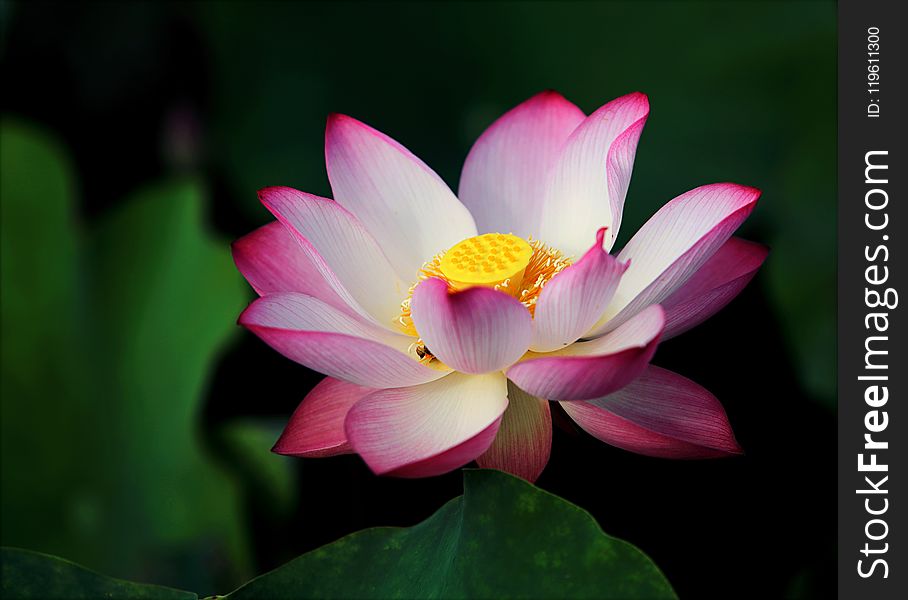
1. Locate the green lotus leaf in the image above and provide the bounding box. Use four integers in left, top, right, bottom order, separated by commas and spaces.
227, 469, 676, 599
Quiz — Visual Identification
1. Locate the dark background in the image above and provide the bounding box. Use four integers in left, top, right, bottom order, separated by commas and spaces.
0, 1, 835, 598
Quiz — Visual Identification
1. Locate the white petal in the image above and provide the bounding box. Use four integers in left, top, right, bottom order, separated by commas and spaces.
326, 114, 477, 279
537, 92, 649, 256
260, 186, 407, 330
345, 372, 508, 477
587, 183, 760, 337
458, 91, 585, 238
240, 292, 449, 388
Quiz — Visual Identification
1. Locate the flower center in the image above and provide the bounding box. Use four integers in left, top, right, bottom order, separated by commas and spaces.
397, 234, 573, 359
438, 233, 534, 295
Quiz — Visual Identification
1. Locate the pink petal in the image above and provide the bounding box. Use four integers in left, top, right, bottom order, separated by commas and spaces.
410, 278, 532, 374
458, 91, 585, 238
606, 114, 648, 239
345, 372, 508, 477
531, 227, 627, 352
240, 292, 449, 388
507, 305, 664, 401
588, 183, 761, 337
538, 92, 650, 256
325, 114, 477, 280
476, 381, 552, 483
259, 187, 405, 329
232, 221, 349, 311
560, 365, 742, 458
661, 237, 768, 339
272, 377, 374, 457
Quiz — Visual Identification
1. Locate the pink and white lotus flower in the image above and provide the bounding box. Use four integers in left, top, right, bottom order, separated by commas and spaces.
234, 91, 767, 482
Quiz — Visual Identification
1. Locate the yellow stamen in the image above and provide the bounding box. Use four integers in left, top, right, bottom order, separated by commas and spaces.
397, 234, 573, 354
517, 238, 573, 314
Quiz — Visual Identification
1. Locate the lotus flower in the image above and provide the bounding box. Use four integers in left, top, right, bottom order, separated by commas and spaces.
234, 91, 767, 482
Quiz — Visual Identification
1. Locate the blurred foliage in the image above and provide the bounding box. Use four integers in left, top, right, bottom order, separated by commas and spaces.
0, 548, 196, 600
211, 420, 297, 521
195, 0, 835, 406
1, 470, 676, 599
0, 120, 268, 594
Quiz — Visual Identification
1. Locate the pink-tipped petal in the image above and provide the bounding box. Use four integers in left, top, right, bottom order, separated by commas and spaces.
531, 227, 628, 352
410, 278, 532, 374
232, 222, 349, 310
240, 293, 449, 388
588, 183, 761, 337
345, 372, 508, 477
606, 116, 648, 238
458, 91, 585, 238
661, 237, 768, 339
476, 381, 552, 483
560, 365, 742, 458
273, 377, 374, 458
507, 305, 664, 401
326, 114, 477, 279
538, 92, 650, 255
259, 187, 405, 329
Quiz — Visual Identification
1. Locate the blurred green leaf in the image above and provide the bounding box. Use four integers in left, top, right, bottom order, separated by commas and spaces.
226, 469, 676, 599
1, 119, 96, 568
0, 119, 250, 594
213, 420, 297, 519
84, 178, 251, 589
0, 547, 196, 600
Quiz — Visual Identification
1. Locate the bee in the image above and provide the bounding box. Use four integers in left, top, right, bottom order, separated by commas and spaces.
414, 343, 435, 362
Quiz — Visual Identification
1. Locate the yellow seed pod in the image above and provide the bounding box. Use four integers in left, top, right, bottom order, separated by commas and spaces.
439, 233, 533, 294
